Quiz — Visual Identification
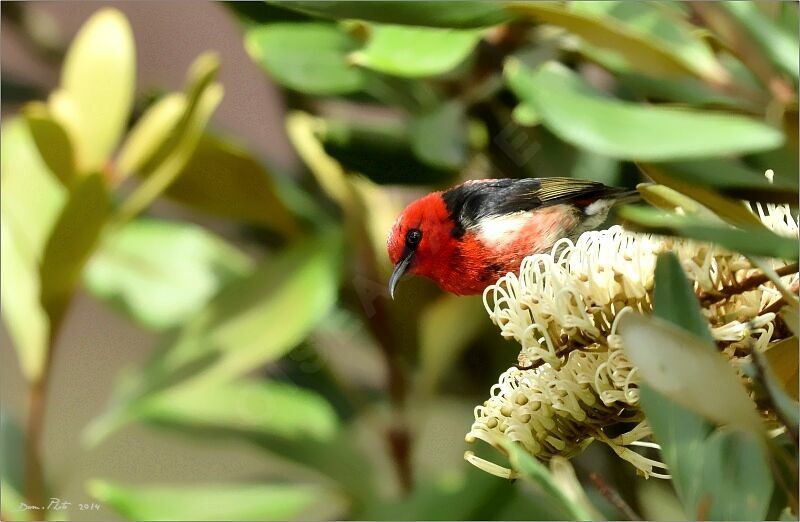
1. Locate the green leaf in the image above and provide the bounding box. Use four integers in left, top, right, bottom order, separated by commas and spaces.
350, 25, 482, 77
166, 134, 301, 235
0, 118, 66, 381
509, 2, 702, 79
40, 174, 111, 330
618, 312, 762, 431
720, 1, 799, 79
23, 103, 76, 186
273, 1, 513, 28
511, 103, 540, 127
85, 218, 252, 331
636, 183, 719, 220
569, 1, 726, 81
56, 8, 135, 172
116, 93, 187, 178
653, 252, 713, 342
246, 23, 365, 95
418, 295, 485, 394
617, 72, 747, 109
88, 481, 343, 521
618, 206, 799, 260
506, 60, 784, 160
410, 101, 469, 169
640, 160, 798, 204
133, 379, 339, 442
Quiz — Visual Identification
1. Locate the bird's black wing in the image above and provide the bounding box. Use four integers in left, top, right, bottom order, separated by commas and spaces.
442, 177, 634, 230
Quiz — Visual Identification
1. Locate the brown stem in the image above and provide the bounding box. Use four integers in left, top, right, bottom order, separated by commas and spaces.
25, 375, 48, 508
589, 472, 641, 521
700, 263, 799, 306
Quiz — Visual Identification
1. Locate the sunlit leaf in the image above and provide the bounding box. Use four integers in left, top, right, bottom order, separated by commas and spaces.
506, 60, 784, 160
166, 134, 301, 235
88, 480, 343, 521
85, 218, 253, 331
0, 119, 65, 381
720, 1, 799, 79
619, 312, 762, 431
763, 336, 799, 400
350, 25, 482, 77
636, 183, 718, 220
418, 295, 486, 394
116, 93, 187, 178
23, 103, 76, 186
40, 174, 111, 329
133, 379, 339, 442
274, 1, 513, 28
56, 8, 135, 171
246, 23, 365, 95
639, 159, 798, 205
410, 101, 469, 169
511, 103, 539, 127
618, 206, 799, 260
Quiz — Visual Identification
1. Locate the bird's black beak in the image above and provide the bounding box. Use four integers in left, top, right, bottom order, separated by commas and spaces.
389, 247, 414, 300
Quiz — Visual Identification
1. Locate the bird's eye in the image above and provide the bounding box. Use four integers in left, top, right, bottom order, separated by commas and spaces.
405, 228, 422, 248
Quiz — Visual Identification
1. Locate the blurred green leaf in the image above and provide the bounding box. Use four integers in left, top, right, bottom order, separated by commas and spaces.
418, 295, 485, 395
619, 307, 762, 431
640, 159, 798, 204
618, 206, 799, 260
166, 134, 302, 235
134, 379, 339, 442
510, 2, 699, 79
0, 414, 25, 511
510, 103, 540, 127
23, 103, 76, 186
506, 61, 784, 160
504, 444, 600, 521
638, 163, 766, 229
720, 1, 799, 79
88, 480, 343, 521
350, 25, 482, 78
85, 218, 252, 331
569, 1, 727, 81
0, 118, 65, 381
652, 252, 713, 342
274, 1, 513, 28
617, 72, 746, 109
56, 8, 135, 172
636, 183, 718, 220
116, 93, 187, 178
410, 101, 469, 169
40, 174, 111, 329
246, 23, 365, 95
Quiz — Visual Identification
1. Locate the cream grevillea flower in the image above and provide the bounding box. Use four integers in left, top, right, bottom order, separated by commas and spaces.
465, 197, 798, 480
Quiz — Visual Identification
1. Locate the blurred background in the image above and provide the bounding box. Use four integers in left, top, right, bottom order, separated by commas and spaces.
1, 1, 797, 521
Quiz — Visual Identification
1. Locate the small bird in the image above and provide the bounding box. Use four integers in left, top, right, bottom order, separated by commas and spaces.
387, 177, 639, 297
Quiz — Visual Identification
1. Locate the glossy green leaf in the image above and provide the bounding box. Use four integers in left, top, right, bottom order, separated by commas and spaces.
418, 295, 485, 394
0, 119, 65, 381
506, 61, 784, 160
351, 25, 482, 77
410, 101, 469, 169
116, 93, 187, 178
569, 1, 726, 81
638, 163, 766, 229
85, 218, 252, 331
509, 2, 694, 78
134, 379, 338, 442
246, 23, 365, 95
167, 134, 301, 235
619, 312, 762, 431
639, 160, 798, 204
720, 1, 799, 79
274, 1, 513, 28
56, 8, 135, 171
618, 206, 799, 260
23, 103, 76, 186
88, 480, 343, 521
40, 174, 111, 329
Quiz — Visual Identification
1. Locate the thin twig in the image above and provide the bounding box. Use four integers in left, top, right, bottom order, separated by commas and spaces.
589, 472, 641, 521
700, 263, 799, 306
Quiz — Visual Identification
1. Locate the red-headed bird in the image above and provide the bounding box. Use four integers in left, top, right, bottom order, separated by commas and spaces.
387, 177, 639, 297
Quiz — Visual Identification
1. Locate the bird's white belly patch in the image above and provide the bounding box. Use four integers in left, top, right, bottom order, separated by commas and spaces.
476, 212, 533, 247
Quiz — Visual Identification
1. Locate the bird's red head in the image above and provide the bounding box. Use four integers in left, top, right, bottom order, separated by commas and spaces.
387, 192, 460, 298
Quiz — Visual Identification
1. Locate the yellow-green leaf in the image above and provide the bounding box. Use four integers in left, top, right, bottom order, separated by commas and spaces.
57, 8, 136, 171
764, 336, 799, 400
23, 103, 76, 186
